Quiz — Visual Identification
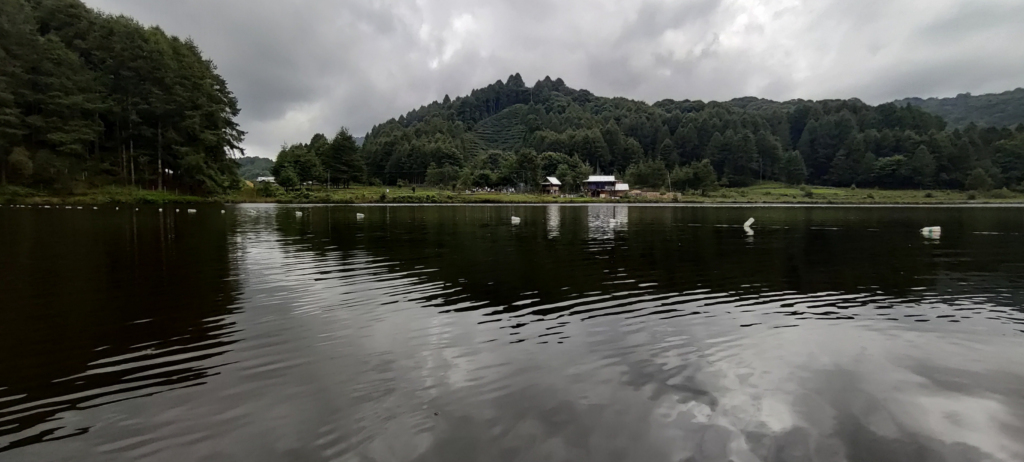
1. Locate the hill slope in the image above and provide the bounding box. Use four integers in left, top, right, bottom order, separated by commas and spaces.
359, 74, 1024, 191
893, 88, 1024, 128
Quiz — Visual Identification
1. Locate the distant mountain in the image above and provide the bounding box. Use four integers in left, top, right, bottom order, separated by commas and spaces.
892, 88, 1024, 128
236, 156, 274, 181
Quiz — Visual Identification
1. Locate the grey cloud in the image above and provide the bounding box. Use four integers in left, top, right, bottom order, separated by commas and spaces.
83, 0, 1024, 158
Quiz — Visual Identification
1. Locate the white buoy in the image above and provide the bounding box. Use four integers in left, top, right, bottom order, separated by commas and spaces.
187, 209, 197, 214
115, 207, 119, 210
93, 207, 98, 210
744, 217, 755, 236
158, 208, 163, 212
511, 216, 521, 225
921, 226, 941, 239
295, 211, 303, 217
356, 213, 365, 219
221, 210, 226, 214
176, 209, 180, 213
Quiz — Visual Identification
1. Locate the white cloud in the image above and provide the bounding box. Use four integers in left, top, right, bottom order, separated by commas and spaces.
83, 0, 1024, 158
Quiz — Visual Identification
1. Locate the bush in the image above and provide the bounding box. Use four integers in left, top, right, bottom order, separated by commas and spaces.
924, 191, 934, 198
397, 179, 408, 188
8, 148, 33, 182
258, 182, 282, 198
865, 193, 875, 199
965, 168, 993, 192
799, 185, 814, 198
987, 188, 1014, 199
966, 192, 977, 200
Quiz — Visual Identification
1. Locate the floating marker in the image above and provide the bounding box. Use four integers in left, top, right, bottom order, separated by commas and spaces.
176, 209, 180, 213
744, 217, 755, 236
921, 226, 941, 239
158, 208, 163, 212
295, 211, 303, 217
221, 210, 226, 214
356, 213, 365, 219
187, 209, 197, 214
511, 216, 521, 225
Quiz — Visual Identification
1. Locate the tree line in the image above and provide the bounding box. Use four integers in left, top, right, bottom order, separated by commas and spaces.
357, 74, 1024, 192
0, 0, 244, 193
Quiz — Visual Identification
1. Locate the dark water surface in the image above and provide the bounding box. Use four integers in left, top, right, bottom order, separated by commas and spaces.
2, 204, 1024, 461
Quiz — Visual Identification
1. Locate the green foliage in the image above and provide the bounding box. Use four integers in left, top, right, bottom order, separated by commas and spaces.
965, 168, 993, 192
323, 127, 364, 188
277, 167, 299, 190
425, 163, 460, 189
779, 151, 807, 185
625, 159, 668, 189
0, 0, 244, 193
273, 143, 324, 185
8, 148, 33, 181
670, 160, 718, 192
237, 156, 274, 181
799, 185, 814, 198
348, 74, 1024, 193
894, 89, 1024, 128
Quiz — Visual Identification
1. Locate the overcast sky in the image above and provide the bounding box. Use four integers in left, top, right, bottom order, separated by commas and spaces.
83, 0, 1024, 159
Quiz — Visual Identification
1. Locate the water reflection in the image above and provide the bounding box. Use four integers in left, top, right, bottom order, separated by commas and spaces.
0, 206, 240, 453
2, 204, 1024, 461
587, 205, 629, 241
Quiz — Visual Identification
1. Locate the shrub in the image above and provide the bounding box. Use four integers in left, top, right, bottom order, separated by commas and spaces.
397, 179, 408, 188
987, 188, 1014, 199
965, 168, 993, 192
924, 191, 934, 198
966, 192, 977, 200
799, 185, 814, 198
865, 193, 876, 199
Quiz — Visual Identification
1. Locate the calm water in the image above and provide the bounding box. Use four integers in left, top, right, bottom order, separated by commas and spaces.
2, 204, 1024, 461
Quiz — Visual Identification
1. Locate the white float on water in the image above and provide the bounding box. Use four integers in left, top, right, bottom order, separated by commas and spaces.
295, 211, 303, 217
187, 209, 197, 214
176, 209, 180, 212
93, 207, 98, 210
356, 213, 365, 219
921, 226, 941, 239
158, 208, 163, 212
511, 216, 521, 225
744, 217, 755, 235
221, 210, 226, 214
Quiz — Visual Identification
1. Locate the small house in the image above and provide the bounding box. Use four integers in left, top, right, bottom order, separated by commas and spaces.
541, 177, 561, 195
584, 175, 630, 198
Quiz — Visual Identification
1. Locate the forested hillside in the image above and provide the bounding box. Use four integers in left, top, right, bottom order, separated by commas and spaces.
0, 0, 244, 193
360, 74, 1024, 191
236, 156, 273, 181
893, 89, 1024, 129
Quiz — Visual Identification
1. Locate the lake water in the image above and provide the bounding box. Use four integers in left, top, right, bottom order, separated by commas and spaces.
2, 204, 1024, 461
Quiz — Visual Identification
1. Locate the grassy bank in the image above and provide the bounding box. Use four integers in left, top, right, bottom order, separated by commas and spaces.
4, 183, 1024, 205
0, 185, 208, 205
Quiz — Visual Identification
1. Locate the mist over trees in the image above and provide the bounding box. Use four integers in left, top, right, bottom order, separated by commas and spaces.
0, 0, 244, 193
359, 74, 1024, 192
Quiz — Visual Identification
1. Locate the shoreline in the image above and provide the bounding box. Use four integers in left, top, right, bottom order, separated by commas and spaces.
4, 185, 1024, 207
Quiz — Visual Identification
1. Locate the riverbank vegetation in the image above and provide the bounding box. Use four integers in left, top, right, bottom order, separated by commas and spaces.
6, 183, 1022, 205
0, 0, 244, 194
